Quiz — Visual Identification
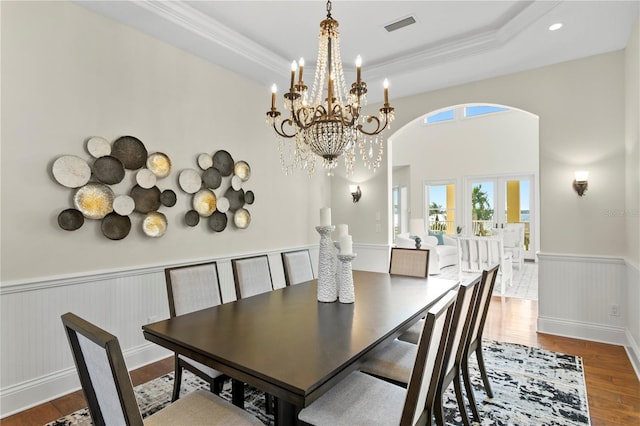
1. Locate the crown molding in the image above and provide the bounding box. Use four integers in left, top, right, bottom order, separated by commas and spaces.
129, 1, 561, 82
135, 0, 288, 75
364, 1, 562, 79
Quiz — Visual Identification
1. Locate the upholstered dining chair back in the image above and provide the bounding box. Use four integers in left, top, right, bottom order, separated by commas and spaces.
389, 247, 430, 278
232, 255, 274, 299
400, 289, 457, 425
165, 261, 223, 316
61, 313, 263, 426
281, 249, 314, 286
61, 312, 146, 425
165, 261, 228, 401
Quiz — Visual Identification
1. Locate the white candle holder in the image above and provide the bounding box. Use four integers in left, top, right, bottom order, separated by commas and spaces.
334, 241, 342, 297
316, 225, 337, 302
337, 253, 356, 304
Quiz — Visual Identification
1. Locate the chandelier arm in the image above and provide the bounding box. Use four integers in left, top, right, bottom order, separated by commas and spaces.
356, 114, 389, 136
273, 118, 297, 139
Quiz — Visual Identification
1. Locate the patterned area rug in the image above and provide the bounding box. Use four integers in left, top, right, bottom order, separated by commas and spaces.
47, 340, 589, 426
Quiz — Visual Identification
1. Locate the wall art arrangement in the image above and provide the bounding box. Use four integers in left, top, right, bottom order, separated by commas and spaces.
52, 136, 176, 240
51, 136, 255, 240
178, 150, 254, 232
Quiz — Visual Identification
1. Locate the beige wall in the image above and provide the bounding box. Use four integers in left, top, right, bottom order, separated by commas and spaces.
0, 1, 329, 283
337, 50, 628, 258
625, 18, 640, 266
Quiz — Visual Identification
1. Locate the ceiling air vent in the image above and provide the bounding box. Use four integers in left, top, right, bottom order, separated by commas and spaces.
384, 16, 416, 32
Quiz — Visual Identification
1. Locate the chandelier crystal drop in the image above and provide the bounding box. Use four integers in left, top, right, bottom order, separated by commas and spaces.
266, 0, 394, 176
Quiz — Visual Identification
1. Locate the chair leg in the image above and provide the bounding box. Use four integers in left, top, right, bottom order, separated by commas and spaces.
453, 373, 471, 426
265, 393, 274, 415
461, 356, 481, 422
212, 376, 225, 395
476, 345, 493, 398
171, 358, 182, 402
434, 388, 445, 426
231, 379, 245, 408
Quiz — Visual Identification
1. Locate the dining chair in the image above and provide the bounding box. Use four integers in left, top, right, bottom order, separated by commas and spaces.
390, 247, 430, 344
457, 235, 512, 295
433, 274, 482, 426
165, 262, 228, 401
281, 249, 314, 286
298, 290, 457, 426
60, 312, 263, 426
503, 223, 525, 269
230, 255, 276, 413
461, 264, 499, 422
231, 255, 274, 299
389, 247, 430, 278
359, 276, 481, 426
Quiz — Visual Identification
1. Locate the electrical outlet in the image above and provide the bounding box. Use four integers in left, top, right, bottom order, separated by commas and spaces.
147, 315, 159, 324
609, 304, 620, 316
375, 224, 381, 233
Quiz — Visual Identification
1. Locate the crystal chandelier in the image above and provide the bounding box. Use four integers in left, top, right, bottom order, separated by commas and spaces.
266, 0, 395, 176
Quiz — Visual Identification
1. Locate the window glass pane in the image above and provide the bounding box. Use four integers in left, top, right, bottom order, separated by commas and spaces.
427, 183, 455, 234
425, 109, 454, 124
464, 105, 508, 117
471, 182, 494, 235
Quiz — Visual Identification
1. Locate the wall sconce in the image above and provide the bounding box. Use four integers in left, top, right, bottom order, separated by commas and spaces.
350, 185, 362, 203
573, 171, 589, 196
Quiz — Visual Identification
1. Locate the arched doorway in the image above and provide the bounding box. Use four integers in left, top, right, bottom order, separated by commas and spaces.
389, 103, 540, 294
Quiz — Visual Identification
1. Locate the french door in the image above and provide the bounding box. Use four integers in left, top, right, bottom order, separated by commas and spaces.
466, 174, 535, 260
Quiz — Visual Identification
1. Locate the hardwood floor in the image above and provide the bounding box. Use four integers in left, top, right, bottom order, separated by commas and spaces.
3, 297, 639, 425
483, 297, 640, 426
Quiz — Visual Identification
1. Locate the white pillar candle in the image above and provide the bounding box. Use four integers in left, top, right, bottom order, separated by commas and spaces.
320, 207, 331, 226
340, 235, 353, 255
335, 224, 348, 239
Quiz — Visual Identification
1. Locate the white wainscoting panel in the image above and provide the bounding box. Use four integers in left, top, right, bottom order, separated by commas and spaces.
0, 244, 322, 418
0, 272, 171, 417
537, 253, 627, 346
351, 243, 390, 273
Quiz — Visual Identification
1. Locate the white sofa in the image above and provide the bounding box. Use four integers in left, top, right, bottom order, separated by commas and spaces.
395, 233, 458, 275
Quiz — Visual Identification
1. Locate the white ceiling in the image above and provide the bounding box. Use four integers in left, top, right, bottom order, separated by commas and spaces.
76, 0, 639, 103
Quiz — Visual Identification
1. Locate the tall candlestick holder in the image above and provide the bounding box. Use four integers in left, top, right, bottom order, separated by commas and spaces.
337, 253, 356, 304
316, 225, 337, 302
334, 241, 342, 298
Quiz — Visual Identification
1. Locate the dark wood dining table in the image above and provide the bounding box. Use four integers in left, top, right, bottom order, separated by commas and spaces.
143, 270, 459, 425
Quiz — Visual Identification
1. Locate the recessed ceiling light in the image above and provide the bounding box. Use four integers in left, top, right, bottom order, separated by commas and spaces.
549, 23, 563, 31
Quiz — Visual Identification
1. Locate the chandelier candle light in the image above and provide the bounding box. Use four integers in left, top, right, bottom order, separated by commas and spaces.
266, 0, 395, 176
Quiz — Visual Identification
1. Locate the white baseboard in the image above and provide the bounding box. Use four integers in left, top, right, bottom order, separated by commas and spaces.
625, 329, 640, 381
537, 315, 628, 346
0, 343, 170, 419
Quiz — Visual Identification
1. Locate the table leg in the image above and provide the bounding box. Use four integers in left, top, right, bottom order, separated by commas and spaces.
275, 398, 302, 426
231, 379, 244, 408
